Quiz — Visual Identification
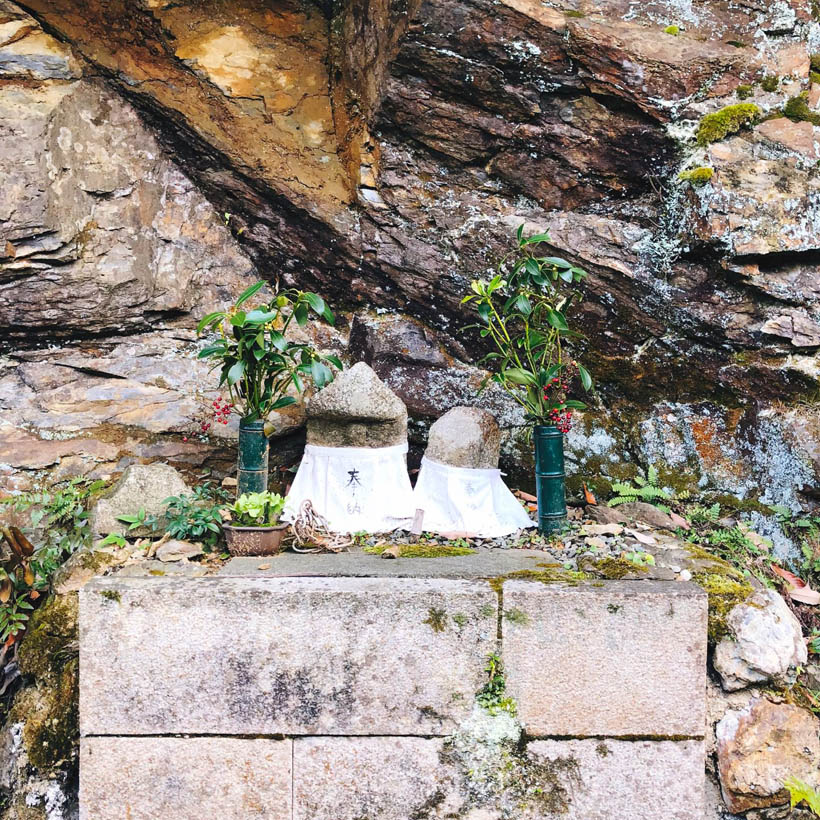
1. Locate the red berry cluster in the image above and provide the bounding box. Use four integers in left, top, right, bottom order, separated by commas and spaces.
211, 397, 234, 427
541, 362, 578, 434
548, 408, 573, 433
182, 397, 235, 443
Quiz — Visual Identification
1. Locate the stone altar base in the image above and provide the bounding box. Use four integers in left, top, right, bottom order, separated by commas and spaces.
79, 563, 707, 819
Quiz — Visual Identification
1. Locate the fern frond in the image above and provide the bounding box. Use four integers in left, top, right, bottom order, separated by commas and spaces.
608, 495, 636, 508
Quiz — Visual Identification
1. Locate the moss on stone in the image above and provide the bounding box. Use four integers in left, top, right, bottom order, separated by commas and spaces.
563, 9, 585, 17
588, 556, 648, 580
760, 74, 780, 93
736, 84, 753, 100
98, 589, 121, 603
504, 607, 530, 625
13, 593, 80, 773
811, 72, 820, 86
424, 607, 448, 633
17, 595, 78, 681
364, 543, 475, 558
783, 93, 820, 126
812, 54, 820, 74
15, 660, 79, 771
696, 103, 760, 146
690, 569, 753, 643
664, 25, 680, 35
710, 494, 774, 516
678, 166, 714, 186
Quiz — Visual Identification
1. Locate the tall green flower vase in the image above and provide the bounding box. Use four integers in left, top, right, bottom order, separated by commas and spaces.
237, 420, 269, 495
534, 424, 567, 535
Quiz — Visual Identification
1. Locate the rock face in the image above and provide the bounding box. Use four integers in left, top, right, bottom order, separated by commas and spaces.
90, 463, 190, 536
714, 589, 807, 691
0, 0, 818, 521
424, 406, 501, 469
716, 698, 820, 813
306, 362, 408, 448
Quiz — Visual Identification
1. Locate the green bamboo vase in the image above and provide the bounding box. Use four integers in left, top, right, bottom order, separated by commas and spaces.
534, 424, 567, 535
237, 419, 269, 495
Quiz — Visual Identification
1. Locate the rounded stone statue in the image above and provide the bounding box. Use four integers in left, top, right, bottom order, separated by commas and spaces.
424, 406, 501, 469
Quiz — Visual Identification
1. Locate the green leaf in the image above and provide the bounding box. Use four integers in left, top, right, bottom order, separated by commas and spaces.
516, 224, 524, 244
227, 360, 245, 385
197, 343, 227, 359
521, 231, 551, 245
311, 359, 332, 388
543, 256, 571, 268
503, 368, 536, 386
235, 280, 266, 307
578, 364, 593, 391
303, 292, 326, 316
269, 330, 287, 351
294, 303, 309, 326
196, 312, 224, 334
524, 258, 540, 278
547, 310, 569, 331
229, 311, 246, 327
245, 309, 278, 324
271, 396, 297, 411
515, 294, 532, 315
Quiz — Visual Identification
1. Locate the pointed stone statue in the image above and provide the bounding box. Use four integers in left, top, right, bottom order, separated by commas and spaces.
284, 363, 415, 533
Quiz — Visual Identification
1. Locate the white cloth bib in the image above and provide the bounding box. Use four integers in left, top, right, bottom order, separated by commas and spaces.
284, 443, 415, 533
412, 456, 534, 538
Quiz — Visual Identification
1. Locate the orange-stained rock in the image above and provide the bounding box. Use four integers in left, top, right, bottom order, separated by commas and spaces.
717, 699, 820, 813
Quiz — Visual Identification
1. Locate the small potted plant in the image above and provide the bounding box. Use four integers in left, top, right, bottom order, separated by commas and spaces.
463, 226, 593, 534
223, 491, 288, 556
197, 280, 342, 496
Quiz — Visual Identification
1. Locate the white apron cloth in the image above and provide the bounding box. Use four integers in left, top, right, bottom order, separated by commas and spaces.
284, 443, 415, 533
412, 456, 534, 538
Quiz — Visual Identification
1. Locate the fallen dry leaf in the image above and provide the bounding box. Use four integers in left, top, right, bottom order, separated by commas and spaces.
514, 490, 538, 503
582, 483, 597, 505
625, 528, 656, 545
257, 563, 271, 571
772, 564, 820, 605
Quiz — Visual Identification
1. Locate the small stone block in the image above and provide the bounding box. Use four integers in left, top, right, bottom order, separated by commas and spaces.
502, 581, 707, 737
293, 737, 455, 820
525, 738, 705, 819
80, 576, 497, 736
80, 736, 292, 820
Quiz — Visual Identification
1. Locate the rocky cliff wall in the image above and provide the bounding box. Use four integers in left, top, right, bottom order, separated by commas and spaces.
1, 0, 820, 548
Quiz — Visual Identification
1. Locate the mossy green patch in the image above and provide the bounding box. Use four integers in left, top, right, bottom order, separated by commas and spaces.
424, 607, 448, 633
364, 543, 475, 558
811, 72, 820, 86
17, 594, 78, 681
760, 75, 780, 93
563, 9, 585, 17
678, 166, 714, 186
588, 556, 648, 580
664, 25, 680, 35
784, 93, 820, 126
812, 54, 820, 74
504, 607, 530, 625
13, 593, 80, 772
15, 660, 78, 771
690, 569, 753, 643
696, 103, 760, 146
710, 494, 774, 516
736, 84, 753, 100
99, 589, 121, 603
